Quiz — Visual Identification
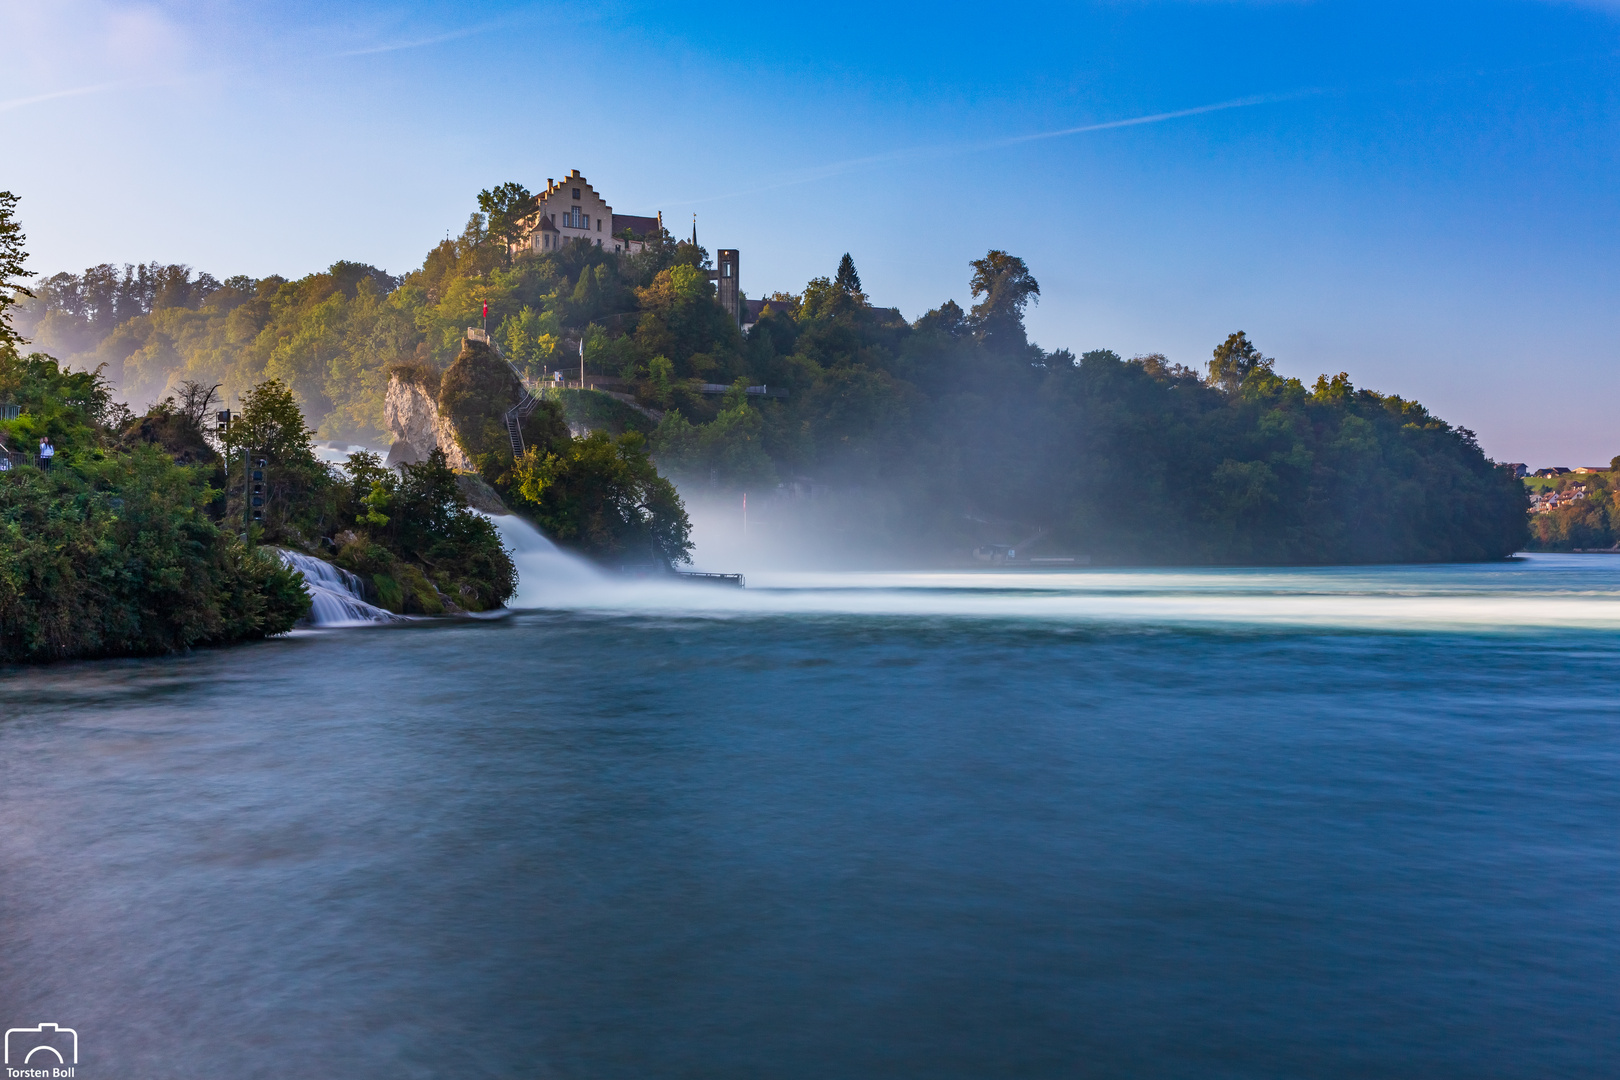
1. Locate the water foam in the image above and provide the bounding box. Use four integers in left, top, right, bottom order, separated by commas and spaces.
485, 520, 1620, 633
277, 550, 401, 627
482, 513, 611, 609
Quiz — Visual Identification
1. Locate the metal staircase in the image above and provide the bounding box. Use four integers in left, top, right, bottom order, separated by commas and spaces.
505, 392, 539, 456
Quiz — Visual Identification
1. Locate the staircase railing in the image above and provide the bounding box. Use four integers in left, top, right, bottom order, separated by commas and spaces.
505, 392, 539, 457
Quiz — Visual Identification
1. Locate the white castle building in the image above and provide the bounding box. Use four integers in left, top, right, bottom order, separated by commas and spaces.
512, 170, 662, 257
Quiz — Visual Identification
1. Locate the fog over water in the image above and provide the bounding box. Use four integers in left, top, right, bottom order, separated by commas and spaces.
3, 541, 1618, 1077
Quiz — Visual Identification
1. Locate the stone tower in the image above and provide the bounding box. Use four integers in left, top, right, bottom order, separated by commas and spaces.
716, 248, 740, 325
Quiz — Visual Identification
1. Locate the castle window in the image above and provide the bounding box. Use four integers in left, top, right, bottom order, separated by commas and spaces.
597, 219, 602, 231
572, 188, 580, 200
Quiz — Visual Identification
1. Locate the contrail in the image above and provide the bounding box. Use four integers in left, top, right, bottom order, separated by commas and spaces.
991, 90, 1317, 148
660, 91, 1307, 208
332, 21, 507, 58
0, 83, 123, 113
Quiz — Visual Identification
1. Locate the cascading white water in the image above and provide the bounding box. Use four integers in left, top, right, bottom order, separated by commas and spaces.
277, 550, 402, 627
481, 513, 612, 609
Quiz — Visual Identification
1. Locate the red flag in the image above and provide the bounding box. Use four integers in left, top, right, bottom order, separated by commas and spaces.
482, 301, 489, 318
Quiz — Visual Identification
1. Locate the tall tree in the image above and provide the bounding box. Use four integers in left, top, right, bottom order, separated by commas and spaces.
968, 250, 1039, 350
835, 253, 862, 295
1207, 331, 1274, 393
0, 191, 33, 351
477, 181, 536, 260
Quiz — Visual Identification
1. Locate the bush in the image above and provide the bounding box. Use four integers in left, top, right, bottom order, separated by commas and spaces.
0, 445, 308, 662
507, 430, 691, 567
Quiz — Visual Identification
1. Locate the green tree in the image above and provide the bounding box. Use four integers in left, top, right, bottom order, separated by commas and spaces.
477, 182, 536, 260
222, 378, 327, 539
968, 250, 1039, 350
835, 253, 863, 296
511, 430, 692, 567
0, 191, 32, 351
1208, 331, 1274, 393
501, 305, 558, 377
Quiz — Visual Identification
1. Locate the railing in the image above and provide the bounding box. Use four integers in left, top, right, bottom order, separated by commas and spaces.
505, 392, 539, 456
675, 571, 746, 587
697, 384, 789, 398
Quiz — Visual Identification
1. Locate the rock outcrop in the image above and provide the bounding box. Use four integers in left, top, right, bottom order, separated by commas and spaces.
383, 364, 474, 471
385, 332, 568, 473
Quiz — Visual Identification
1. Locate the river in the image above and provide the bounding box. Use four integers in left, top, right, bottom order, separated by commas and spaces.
1, 537, 1616, 1078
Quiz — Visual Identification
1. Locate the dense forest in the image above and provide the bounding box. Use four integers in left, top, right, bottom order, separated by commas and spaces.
12, 181, 1528, 565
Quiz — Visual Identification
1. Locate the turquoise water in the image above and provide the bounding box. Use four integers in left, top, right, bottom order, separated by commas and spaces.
2, 554, 1618, 1078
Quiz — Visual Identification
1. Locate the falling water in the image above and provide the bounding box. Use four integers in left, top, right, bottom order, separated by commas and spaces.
480, 513, 612, 608
276, 549, 401, 626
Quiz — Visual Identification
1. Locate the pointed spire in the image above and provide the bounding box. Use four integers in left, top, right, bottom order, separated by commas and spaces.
692, 213, 698, 248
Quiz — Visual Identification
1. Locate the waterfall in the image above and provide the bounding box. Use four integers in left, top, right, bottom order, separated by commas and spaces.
276, 550, 402, 627
480, 513, 613, 609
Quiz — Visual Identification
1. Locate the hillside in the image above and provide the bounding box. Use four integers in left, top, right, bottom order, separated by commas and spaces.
12, 187, 1528, 565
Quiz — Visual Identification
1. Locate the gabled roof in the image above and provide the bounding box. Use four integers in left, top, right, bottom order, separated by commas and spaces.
536, 214, 558, 233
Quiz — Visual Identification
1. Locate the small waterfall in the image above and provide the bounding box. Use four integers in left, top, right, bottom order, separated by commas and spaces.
276, 550, 402, 627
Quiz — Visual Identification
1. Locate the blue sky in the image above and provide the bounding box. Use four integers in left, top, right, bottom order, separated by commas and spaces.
4, 0, 1619, 465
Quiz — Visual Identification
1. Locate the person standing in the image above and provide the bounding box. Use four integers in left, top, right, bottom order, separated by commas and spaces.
38, 436, 54, 471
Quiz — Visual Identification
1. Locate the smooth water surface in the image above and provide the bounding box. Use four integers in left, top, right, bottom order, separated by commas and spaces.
2, 556, 1618, 1078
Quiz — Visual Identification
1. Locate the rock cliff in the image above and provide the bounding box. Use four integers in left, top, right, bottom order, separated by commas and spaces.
385, 333, 568, 474
383, 365, 474, 471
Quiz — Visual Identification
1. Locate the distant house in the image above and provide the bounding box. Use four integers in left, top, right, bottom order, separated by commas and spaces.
1572, 466, 1612, 474
1535, 467, 1571, 477
1505, 463, 1529, 478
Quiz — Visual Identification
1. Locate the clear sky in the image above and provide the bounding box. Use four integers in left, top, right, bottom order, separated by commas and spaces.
3, 0, 1618, 465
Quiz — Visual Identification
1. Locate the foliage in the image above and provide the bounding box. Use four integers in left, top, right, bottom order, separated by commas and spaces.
501, 305, 559, 378
834, 253, 863, 297
508, 430, 691, 567
332, 449, 518, 611
651, 394, 776, 490
968, 250, 1039, 351
1208, 331, 1274, 393
216, 375, 520, 613
0, 349, 119, 456
0, 191, 32, 351
1524, 470, 1620, 551
477, 181, 536, 256
0, 439, 308, 663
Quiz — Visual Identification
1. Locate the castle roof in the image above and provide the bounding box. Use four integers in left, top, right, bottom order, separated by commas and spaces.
612, 213, 659, 239
536, 214, 558, 233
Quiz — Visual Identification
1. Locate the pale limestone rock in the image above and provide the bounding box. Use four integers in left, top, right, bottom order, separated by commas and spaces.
383, 374, 474, 471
